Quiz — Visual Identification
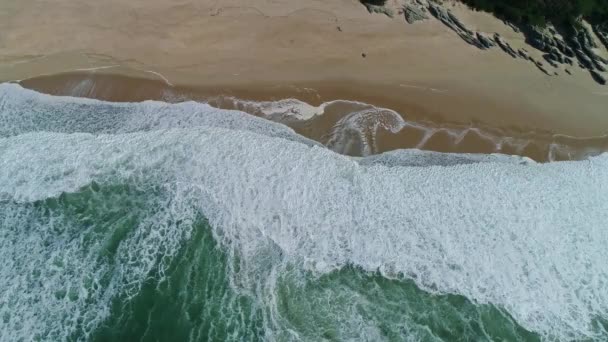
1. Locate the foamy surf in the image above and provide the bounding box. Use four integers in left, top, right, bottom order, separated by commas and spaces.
16, 73, 608, 162
209, 95, 608, 161
1, 83, 607, 341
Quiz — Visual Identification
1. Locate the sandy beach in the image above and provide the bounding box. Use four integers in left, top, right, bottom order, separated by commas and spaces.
1, 0, 607, 159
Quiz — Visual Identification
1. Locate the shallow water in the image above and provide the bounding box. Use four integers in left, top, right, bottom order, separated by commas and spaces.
18, 72, 608, 162
1, 83, 607, 341
212, 96, 608, 161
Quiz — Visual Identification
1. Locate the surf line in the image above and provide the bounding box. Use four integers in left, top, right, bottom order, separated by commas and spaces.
73, 65, 120, 72
141, 70, 174, 87
15, 65, 120, 83
399, 83, 447, 93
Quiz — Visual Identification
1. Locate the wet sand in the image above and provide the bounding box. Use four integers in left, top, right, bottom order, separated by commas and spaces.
17, 71, 608, 162
2, 0, 608, 161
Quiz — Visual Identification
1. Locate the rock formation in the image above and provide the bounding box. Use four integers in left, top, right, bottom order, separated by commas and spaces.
494, 33, 518, 58
476, 32, 495, 49
427, 3, 483, 48
403, 4, 428, 23
395, 0, 608, 85
591, 70, 607, 85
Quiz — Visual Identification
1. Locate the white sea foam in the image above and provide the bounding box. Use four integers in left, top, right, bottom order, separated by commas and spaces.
327, 107, 407, 156
213, 97, 326, 121
357, 149, 535, 167
209, 95, 607, 161
213, 97, 412, 156
1, 84, 608, 340
0, 83, 317, 148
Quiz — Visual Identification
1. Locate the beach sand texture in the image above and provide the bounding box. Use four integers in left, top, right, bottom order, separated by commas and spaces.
1, 0, 607, 159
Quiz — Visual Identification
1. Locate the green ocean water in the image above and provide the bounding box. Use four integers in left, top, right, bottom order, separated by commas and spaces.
1, 182, 539, 341
2, 83, 608, 341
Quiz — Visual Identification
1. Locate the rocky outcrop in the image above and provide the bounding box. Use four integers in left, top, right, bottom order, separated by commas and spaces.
534, 60, 551, 75
593, 24, 608, 50
591, 70, 607, 85
403, 4, 428, 23
494, 33, 518, 58
543, 54, 559, 68
518, 48, 532, 61
362, 3, 394, 18
526, 25, 608, 85
427, 3, 483, 48
505, 21, 521, 33
395, 1, 608, 85
579, 26, 598, 49
476, 32, 495, 49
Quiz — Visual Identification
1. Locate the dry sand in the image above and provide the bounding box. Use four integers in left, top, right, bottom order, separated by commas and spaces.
1, 0, 607, 140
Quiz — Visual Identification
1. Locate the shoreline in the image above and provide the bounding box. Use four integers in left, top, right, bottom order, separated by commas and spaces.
12, 70, 608, 162
9, 67, 607, 136
2, 0, 607, 160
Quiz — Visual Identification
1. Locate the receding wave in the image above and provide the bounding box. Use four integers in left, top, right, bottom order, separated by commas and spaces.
17, 72, 608, 162
1, 83, 607, 341
211, 96, 608, 161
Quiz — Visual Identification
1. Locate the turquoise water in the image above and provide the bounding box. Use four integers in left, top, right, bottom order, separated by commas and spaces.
1, 183, 538, 341
1, 83, 607, 341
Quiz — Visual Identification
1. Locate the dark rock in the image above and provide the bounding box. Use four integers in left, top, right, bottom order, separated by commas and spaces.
534, 61, 550, 75
428, 4, 447, 21
565, 68, 572, 75
465, 35, 484, 48
476, 33, 494, 49
562, 46, 575, 58
362, 53, 367, 58
552, 38, 573, 58
576, 49, 595, 69
593, 25, 608, 50
550, 51, 564, 64
590, 70, 607, 85
527, 27, 558, 54
494, 33, 518, 58
543, 54, 559, 68
530, 37, 546, 52
583, 45, 607, 62
403, 4, 428, 24
579, 27, 598, 49
428, 4, 482, 49
570, 38, 582, 51
363, 3, 394, 17
506, 22, 520, 33
448, 11, 472, 34
517, 49, 529, 59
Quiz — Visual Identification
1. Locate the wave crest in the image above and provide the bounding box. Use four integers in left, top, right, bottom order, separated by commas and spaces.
1, 84, 608, 340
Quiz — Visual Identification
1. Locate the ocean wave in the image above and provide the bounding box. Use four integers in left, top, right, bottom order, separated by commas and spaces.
204, 95, 608, 161
0, 83, 317, 148
1, 84, 608, 341
15, 74, 608, 161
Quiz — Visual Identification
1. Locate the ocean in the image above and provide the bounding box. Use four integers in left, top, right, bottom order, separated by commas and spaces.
1, 83, 607, 341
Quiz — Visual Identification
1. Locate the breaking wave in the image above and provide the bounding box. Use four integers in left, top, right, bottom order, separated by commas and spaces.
1, 83, 607, 341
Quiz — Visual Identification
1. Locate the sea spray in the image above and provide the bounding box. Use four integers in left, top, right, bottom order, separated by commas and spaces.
1, 84, 607, 341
